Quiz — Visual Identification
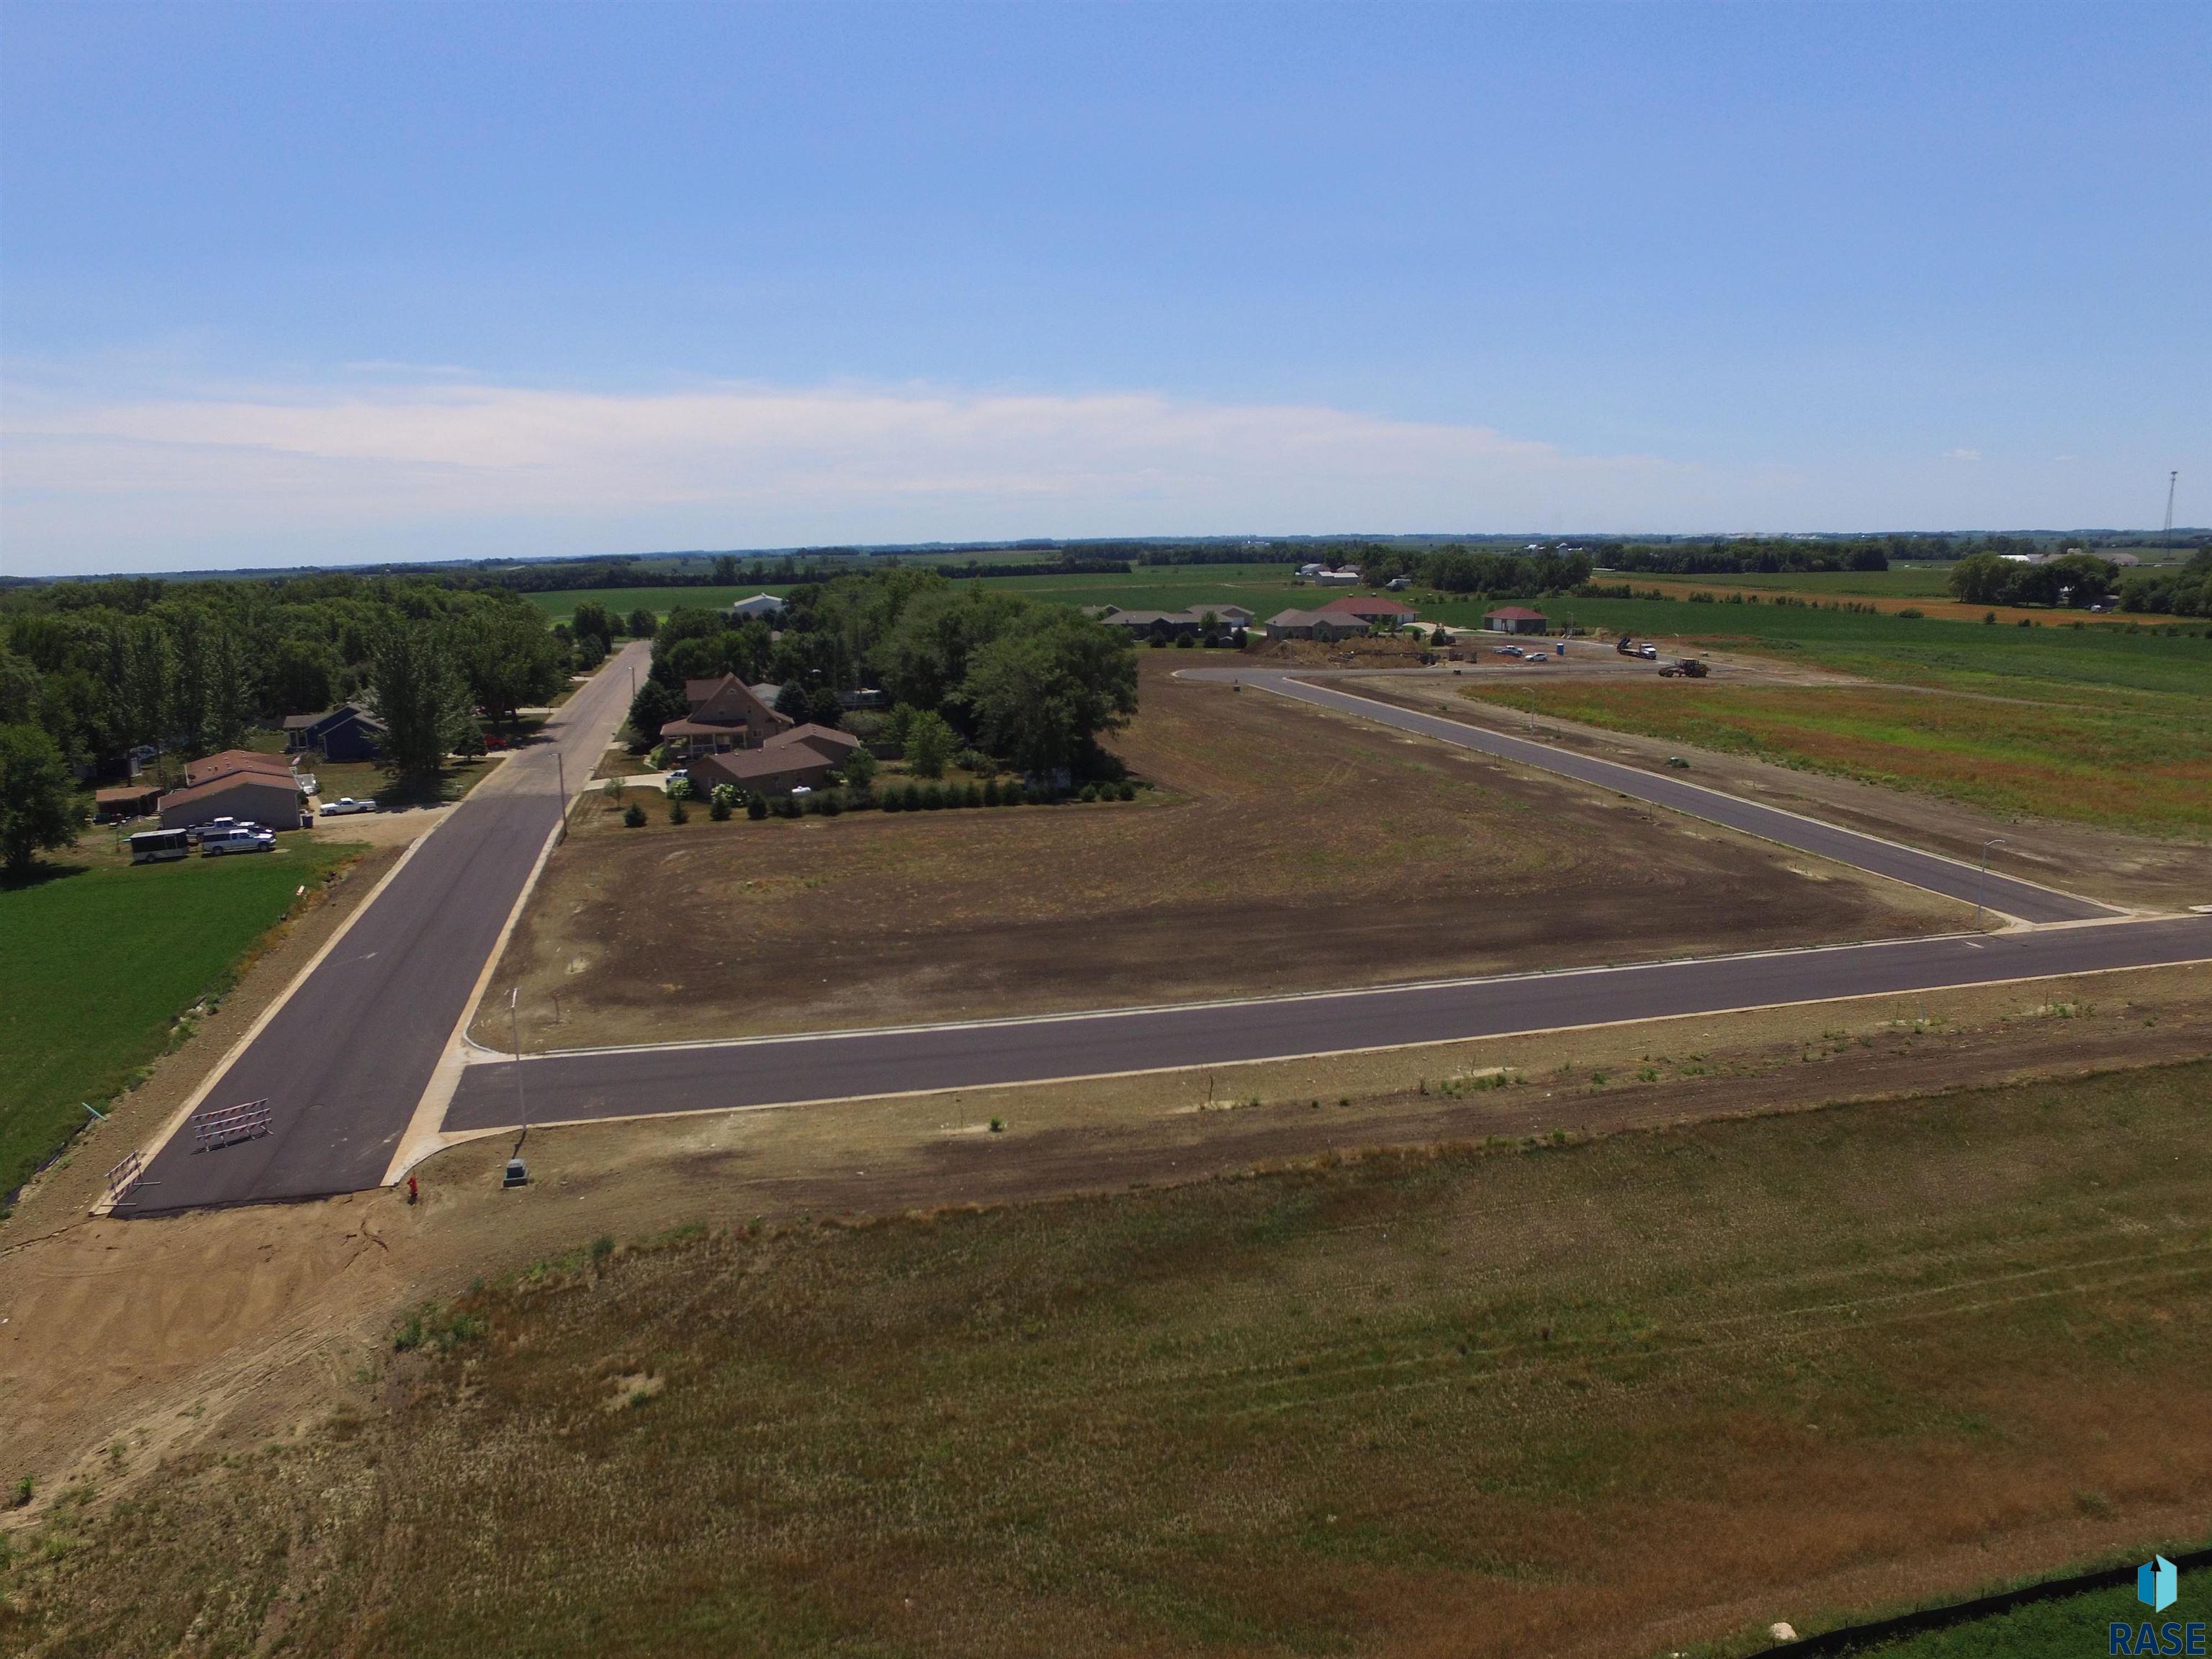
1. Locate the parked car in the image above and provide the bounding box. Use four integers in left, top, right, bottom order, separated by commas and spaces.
202, 824, 276, 856
320, 796, 378, 816
1493, 645, 1522, 657
666, 768, 689, 787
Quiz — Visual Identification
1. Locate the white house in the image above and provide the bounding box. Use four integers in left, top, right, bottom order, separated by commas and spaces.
731, 593, 788, 620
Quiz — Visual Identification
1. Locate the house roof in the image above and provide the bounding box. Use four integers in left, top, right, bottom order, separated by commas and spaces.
691, 747, 837, 785
767, 723, 861, 755
1266, 608, 1359, 628
184, 750, 297, 788
1484, 606, 1550, 621
95, 784, 162, 805
682, 674, 783, 729
158, 772, 303, 811
659, 718, 742, 739
281, 703, 379, 732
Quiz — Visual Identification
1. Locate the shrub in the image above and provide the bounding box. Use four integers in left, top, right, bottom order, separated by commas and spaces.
920, 782, 945, 810
963, 781, 983, 808
623, 802, 647, 828
778, 796, 803, 819
881, 790, 903, 813
982, 778, 1001, 806
747, 796, 768, 820
1148, 637, 1167, 649
668, 798, 688, 824
900, 782, 922, 811
1173, 634, 1194, 648
1116, 781, 1136, 801
709, 796, 731, 821
1897, 608, 1924, 619
820, 792, 843, 816
1079, 783, 1100, 802
840, 745, 877, 788
954, 747, 997, 777
665, 775, 693, 801
710, 783, 740, 811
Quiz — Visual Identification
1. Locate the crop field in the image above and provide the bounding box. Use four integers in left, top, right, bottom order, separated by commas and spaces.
0, 838, 363, 1200
1447, 601, 2212, 838
476, 656, 1953, 1051
1617, 565, 1966, 598
9, 1061, 2210, 1658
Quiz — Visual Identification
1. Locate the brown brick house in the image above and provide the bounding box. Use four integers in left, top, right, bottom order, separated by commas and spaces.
660, 675, 788, 760
688, 747, 838, 797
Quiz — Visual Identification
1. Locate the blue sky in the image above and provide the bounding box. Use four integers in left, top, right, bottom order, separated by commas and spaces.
3, 2, 2207, 575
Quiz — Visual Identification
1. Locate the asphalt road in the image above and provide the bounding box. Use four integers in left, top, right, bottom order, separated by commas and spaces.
445, 914, 2212, 1132
1192, 667, 2117, 925
126, 643, 646, 1213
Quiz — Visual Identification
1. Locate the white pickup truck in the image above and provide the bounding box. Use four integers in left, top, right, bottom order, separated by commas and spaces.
202, 823, 276, 856
319, 796, 379, 817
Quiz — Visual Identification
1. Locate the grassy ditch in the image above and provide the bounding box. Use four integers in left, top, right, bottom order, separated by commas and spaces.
7, 1061, 2210, 1656
0, 837, 364, 1203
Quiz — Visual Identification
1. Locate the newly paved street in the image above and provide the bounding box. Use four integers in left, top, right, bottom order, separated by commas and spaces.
126, 643, 645, 1213
125, 646, 2197, 1208
445, 914, 2212, 1132
1194, 667, 2118, 925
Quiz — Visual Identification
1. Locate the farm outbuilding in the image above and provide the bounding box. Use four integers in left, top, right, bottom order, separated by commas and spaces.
1483, 606, 1550, 635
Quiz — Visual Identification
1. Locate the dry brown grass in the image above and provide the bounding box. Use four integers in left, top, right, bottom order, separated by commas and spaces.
477, 657, 1959, 1051
9, 1061, 2211, 1658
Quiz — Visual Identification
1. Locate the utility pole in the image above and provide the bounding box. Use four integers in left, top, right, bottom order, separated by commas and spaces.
509, 987, 529, 1153
1974, 837, 2007, 932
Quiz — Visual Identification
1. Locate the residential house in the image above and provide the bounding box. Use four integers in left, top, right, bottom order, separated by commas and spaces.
1317, 595, 1417, 630
1264, 608, 1369, 642
282, 703, 387, 763
688, 746, 838, 797
1097, 606, 1254, 641
158, 751, 308, 832
1483, 606, 1550, 635
767, 724, 864, 767
661, 675, 788, 760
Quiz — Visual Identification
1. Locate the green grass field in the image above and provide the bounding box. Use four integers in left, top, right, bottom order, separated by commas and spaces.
1453, 598, 2212, 837
0, 839, 363, 1201
1849, 1576, 2206, 1656
9, 1062, 2211, 1656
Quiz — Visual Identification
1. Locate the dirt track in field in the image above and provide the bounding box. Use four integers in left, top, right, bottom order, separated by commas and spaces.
475, 655, 1964, 1053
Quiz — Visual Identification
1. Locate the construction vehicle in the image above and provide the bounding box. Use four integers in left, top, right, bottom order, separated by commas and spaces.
1658, 657, 1709, 679
1615, 631, 1636, 655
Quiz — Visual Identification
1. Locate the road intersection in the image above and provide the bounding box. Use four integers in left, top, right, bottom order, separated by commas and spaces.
121, 655, 2206, 1211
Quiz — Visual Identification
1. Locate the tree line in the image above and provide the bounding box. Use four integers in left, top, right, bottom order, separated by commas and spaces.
1354, 546, 1595, 595
622, 568, 1139, 779
1949, 548, 2212, 616
0, 574, 575, 800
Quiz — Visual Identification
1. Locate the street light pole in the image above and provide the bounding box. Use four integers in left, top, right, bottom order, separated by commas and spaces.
1974, 837, 2008, 932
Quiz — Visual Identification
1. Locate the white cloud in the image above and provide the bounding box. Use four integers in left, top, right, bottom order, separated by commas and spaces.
1, 376, 1746, 574
1943, 447, 1982, 462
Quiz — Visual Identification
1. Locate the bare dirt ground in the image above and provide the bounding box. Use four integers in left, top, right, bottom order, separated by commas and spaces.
473, 655, 1964, 1053
9, 955, 2203, 1513
1332, 667, 2212, 910
4, 999, 2209, 1656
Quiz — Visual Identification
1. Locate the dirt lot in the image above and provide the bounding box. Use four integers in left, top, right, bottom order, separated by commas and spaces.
475, 655, 1963, 1053
8, 1036, 2212, 1658
1331, 669, 2212, 909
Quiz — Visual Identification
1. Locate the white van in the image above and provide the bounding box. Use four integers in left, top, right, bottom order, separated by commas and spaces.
201, 824, 276, 857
